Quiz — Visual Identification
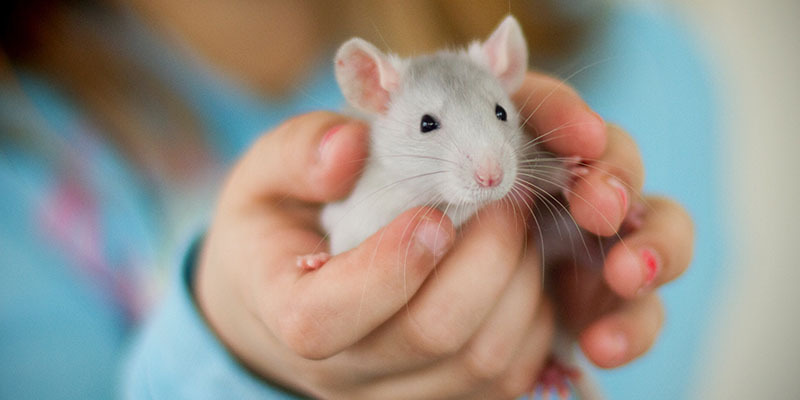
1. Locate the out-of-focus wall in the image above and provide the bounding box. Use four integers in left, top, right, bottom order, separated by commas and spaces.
661, 0, 800, 398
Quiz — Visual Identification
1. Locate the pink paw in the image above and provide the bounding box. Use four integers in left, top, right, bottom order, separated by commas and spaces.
533, 357, 582, 400
296, 252, 331, 270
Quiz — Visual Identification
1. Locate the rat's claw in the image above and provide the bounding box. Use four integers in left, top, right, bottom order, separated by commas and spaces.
296, 252, 331, 270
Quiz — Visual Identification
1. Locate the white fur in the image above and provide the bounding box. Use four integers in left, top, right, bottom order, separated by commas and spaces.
325, 17, 531, 253
325, 16, 543, 254
334, 38, 406, 114
467, 15, 529, 94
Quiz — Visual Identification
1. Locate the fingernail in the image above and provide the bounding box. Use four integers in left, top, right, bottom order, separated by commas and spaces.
414, 220, 451, 260
318, 124, 344, 160
606, 176, 628, 219
600, 331, 628, 365
636, 247, 661, 296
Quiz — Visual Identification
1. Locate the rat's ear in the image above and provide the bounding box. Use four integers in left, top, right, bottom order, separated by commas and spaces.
469, 15, 529, 93
335, 38, 400, 114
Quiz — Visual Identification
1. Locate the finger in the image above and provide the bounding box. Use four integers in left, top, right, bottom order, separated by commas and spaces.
459, 247, 544, 384
350, 296, 554, 400
603, 196, 694, 299
346, 203, 528, 371
265, 207, 455, 360
579, 294, 664, 368
228, 111, 369, 205
397, 203, 528, 361
484, 298, 556, 400
334, 234, 541, 379
513, 72, 606, 160
567, 123, 645, 236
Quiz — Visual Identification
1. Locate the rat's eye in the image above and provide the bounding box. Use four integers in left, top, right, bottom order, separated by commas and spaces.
495, 104, 507, 121
420, 114, 440, 133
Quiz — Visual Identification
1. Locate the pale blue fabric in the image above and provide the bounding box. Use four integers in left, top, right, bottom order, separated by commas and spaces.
0, 3, 720, 399
122, 238, 301, 399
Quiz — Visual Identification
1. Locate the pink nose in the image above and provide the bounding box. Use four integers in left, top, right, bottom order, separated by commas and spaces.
474, 160, 503, 188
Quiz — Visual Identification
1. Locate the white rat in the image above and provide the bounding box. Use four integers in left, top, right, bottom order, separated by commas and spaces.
297, 16, 603, 400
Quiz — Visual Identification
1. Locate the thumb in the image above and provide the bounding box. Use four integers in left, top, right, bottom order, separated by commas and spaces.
226, 111, 369, 206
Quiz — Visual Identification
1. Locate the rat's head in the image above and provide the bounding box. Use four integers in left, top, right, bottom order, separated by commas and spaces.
335, 16, 528, 207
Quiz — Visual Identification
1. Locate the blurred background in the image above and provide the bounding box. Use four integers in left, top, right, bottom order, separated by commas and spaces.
0, 0, 798, 399
667, 0, 800, 398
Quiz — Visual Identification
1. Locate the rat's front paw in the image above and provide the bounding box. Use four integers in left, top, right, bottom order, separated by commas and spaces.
296, 252, 331, 270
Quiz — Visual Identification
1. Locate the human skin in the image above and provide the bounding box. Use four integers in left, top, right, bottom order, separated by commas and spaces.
194, 72, 694, 399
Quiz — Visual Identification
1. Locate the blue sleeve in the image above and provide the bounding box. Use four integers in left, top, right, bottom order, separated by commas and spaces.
122, 238, 305, 400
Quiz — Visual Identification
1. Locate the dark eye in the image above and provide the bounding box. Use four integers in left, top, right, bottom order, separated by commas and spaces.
495, 104, 507, 121
420, 114, 440, 133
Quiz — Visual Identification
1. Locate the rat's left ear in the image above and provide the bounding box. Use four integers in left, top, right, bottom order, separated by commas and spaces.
469, 15, 529, 93
334, 38, 400, 114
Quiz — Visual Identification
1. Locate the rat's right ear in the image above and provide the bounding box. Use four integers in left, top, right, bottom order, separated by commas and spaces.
469, 15, 529, 94
334, 38, 399, 114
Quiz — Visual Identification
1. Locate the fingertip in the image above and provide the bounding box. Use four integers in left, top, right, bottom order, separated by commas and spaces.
338, 206, 454, 279
568, 172, 625, 237
515, 73, 607, 159
547, 106, 606, 160
234, 111, 368, 204
603, 244, 644, 299
580, 296, 664, 368
411, 209, 455, 263
312, 121, 370, 199
579, 320, 629, 369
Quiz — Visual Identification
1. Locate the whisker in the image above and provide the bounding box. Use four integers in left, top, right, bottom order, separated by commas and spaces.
519, 58, 614, 129
516, 169, 634, 258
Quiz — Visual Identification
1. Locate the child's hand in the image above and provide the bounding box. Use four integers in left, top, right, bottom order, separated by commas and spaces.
195, 70, 693, 399
513, 72, 694, 368
195, 111, 555, 399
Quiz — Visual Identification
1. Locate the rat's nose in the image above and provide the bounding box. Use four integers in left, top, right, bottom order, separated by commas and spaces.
474, 159, 503, 188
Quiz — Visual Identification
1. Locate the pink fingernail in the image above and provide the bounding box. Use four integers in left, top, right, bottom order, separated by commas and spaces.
415, 220, 451, 260
606, 176, 628, 218
637, 248, 660, 295
318, 124, 344, 160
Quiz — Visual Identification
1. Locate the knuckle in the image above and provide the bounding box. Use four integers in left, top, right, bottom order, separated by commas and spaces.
498, 371, 534, 399
277, 302, 334, 360
463, 341, 514, 381
498, 344, 551, 398
404, 310, 464, 359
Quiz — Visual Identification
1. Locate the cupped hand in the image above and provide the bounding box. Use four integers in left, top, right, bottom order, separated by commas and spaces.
195, 111, 554, 399
194, 70, 694, 400
513, 72, 694, 369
